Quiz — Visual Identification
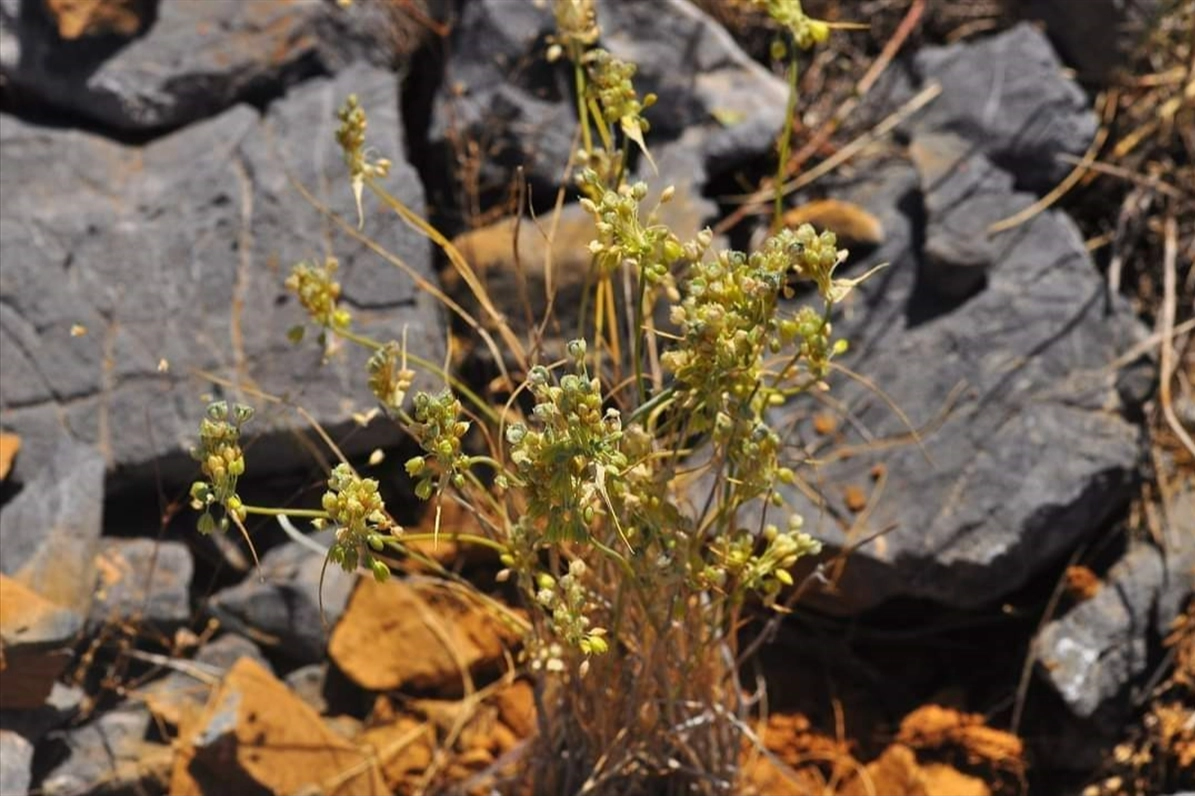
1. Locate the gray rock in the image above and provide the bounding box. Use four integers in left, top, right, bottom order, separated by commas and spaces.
1035, 543, 1164, 718
767, 152, 1146, 612
208, 532, 355, 663
40, 703, 168, 796
285, 663, 329, 715
138, 633, 272, 729
910, 131, 1004, 299
904, 22, 1098, 190
88, 538, 193, 631
0, 63, 444, 491
0, 0, 403, 131
0, 438, 104, 614
426, 0, 785, 220
0, 729, 33, 796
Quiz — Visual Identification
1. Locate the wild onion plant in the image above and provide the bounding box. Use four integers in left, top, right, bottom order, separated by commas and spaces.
188, 0, 864, 791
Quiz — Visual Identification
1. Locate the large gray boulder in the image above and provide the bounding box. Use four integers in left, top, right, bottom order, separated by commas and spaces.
208, 532, 355, 663
872, 22, 1099, 192
0, 63, 444, 489
0, 0, 406, 132
768, 143, 1146, 612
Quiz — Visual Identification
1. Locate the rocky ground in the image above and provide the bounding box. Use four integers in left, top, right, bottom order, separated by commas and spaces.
0, 0, 1191, 794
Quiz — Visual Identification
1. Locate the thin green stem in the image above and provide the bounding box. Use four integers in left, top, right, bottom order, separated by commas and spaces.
573, 54, 593, 154
243, 505, 329, 519
632, 268, 648, 406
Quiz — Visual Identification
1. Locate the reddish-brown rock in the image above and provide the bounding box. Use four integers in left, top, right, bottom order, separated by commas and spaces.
329, 578, 518, 694
175, 657, 388, 795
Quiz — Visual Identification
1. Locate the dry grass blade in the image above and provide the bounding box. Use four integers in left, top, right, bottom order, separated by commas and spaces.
1158, 214, 1195, 459
988, 95, 1112, 234
722, 82, 942, 211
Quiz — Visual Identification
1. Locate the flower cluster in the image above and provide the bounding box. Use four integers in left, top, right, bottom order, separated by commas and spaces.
577, 172, 685, 292
753, 0, 830, 50
368, 341, 416, 413
583, 48, 656, 160
320, 463, 395, 582
505, 340, 628, 543
286, 257, 351, 331
704, 516, 822, 607
546, 0, 599, 62
535, 560, 609, 656
335, 94, 392, 225
659, 224, 857, 499
405, 389, 471, 499
189, 401, 253, 535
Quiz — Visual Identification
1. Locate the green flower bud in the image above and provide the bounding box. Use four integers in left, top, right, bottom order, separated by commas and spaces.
370, 558, 391, 582
232, 404, 255, 425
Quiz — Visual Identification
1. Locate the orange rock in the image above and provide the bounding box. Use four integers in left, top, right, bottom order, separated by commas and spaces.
1064, 564, 1102, 602
896, 704, 1024, 768
329, 578, 517, 694
812, 412, 839, 436
782, 199, 885, 249
493, 679, 536, 738
356, 717, 434, 789
44, 0, 147, 39
843, 484, 869, 513
839, 743, 991, 796
740, 753, 828, 796
894, 704, 1025, 792
177, 657, 388, 795
921, 761, 993, 796
845, 743, 928, 795
0, 574, 78, 709
0, 432, 19, 481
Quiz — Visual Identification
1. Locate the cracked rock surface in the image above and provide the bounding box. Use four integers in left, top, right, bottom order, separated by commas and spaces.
0, 62, 443, 488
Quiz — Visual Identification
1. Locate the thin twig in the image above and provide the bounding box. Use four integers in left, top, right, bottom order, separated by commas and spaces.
1159, 213, 1195, 459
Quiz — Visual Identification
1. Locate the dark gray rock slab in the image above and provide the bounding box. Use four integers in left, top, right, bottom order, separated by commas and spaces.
901, 22, 1098, 191
208, 532, 354, 663
0, 438, 104, 614
88, 538, 193, 631
0, 62, 444, 490
768, 150, 1146, 612
425, 0, 785, 220
910, 131, 1004, 300
40, 703, 169, 796
0, 0, 401, 132
1034, 543, 1164, 718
